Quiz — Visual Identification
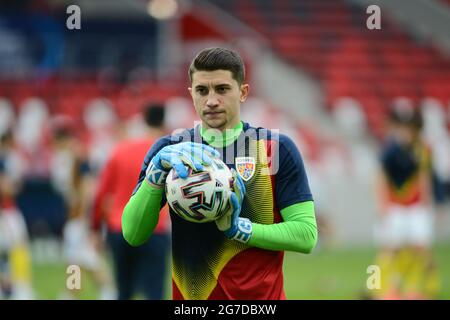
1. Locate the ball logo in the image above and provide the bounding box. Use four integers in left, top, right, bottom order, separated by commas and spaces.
235, 157, 256, 181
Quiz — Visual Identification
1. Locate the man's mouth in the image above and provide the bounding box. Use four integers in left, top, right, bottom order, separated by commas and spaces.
204, 111, 224, 116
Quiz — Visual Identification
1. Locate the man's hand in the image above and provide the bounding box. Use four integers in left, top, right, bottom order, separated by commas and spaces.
215, 169, 252, 243
146, 142, 220, 187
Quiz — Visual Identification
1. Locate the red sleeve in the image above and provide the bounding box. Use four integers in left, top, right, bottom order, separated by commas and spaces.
91, 150, 117, 231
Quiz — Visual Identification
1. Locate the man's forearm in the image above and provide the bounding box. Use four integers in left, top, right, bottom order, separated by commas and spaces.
248, 201, 318, 253
122, 181, 164, 246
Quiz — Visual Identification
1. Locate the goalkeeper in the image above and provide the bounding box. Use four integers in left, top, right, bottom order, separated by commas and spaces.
122, 47, 318, 300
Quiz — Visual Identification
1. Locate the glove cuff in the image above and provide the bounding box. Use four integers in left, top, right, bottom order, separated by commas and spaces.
228, 218, 252, 243
146, 160, 169, 187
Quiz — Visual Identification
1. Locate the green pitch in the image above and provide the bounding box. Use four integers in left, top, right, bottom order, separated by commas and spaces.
32, 243, 450, 300
283, 243, 450, 300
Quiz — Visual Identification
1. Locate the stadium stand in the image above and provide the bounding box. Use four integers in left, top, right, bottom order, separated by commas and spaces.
209, 0, 450, 138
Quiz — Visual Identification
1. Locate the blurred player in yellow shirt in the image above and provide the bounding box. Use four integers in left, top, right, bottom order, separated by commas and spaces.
0, 130, 34, 300
374, 106, 439, 299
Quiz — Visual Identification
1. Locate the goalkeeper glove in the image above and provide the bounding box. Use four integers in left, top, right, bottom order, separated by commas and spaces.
215, 169, 252, 243
146, 142, 220, 187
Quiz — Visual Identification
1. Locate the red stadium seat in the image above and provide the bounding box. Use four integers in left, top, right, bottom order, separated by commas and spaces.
212, 0, 450, 137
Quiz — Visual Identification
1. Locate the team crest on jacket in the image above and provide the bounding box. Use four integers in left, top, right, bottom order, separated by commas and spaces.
235, 157, 256, 181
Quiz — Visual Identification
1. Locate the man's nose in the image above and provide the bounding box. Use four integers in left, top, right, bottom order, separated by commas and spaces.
206, 93, 220, 108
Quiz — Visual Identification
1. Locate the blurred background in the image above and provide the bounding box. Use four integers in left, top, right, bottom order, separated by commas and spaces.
0, 0, 449, 299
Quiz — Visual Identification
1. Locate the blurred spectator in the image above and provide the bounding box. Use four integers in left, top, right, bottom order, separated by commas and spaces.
83, 98, 119, 174
15, 97, 49, 155
332, 97, 367, 141
164, 97, 197, 132
14, 98, 66, 246
306, 159, 334, 250
91, 103, 171, 300
0, 130, 34, 300
240, 97, 272, 128
373, 106, 439, 299
332, 97, 379, 183
49, 116, 115, 300
421, 98, 450, 209
0, 98, 15, 138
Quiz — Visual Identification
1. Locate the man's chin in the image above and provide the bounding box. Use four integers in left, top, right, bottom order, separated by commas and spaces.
203, 119, 227, 130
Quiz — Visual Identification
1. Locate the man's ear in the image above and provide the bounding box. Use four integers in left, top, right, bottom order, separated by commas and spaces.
188, 87, 193, 98
240, 84, 250, 103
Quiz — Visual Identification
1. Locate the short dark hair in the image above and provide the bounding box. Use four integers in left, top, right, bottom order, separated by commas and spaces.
188, 47, 245, 85
143, 103, 165, 128
389, 106, 423, 130
0, 129, 13, 145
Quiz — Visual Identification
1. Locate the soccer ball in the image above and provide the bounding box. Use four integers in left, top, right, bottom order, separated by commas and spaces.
165, 158, 233, 223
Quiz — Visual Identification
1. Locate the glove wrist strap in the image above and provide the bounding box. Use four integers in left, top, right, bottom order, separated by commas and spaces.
230, 218, 252, 243
146, 160, 169, 187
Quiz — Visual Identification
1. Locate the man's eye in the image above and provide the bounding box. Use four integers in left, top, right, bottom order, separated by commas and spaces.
196, 88, 207, 95
217, 87, 227, 93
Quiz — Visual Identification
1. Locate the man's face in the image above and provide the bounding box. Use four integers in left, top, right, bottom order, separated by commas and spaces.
392, 123, 415, 146
189, 70, 249, 131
